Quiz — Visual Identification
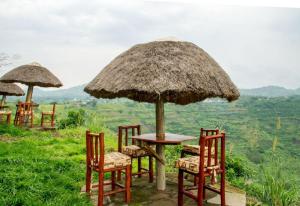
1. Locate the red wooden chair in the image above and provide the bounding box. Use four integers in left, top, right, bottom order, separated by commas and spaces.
117, 125, 153, 183
0, 110, 12, 124
14, 102, 33, 127
181, 128, 219, 185
181, 128, 219, 157
86, 130, 131, 206
41, 103, 56, 128
176, 132, 226, 206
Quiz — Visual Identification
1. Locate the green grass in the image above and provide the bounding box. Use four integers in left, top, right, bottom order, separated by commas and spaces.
0, 125, 118, 206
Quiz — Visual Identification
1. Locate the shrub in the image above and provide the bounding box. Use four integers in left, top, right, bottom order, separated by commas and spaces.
226, 155, 253, 181
58, 109, 86, 129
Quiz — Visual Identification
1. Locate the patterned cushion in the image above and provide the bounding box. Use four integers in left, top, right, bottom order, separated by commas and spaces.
103, 152, 131, 169
183, 145, 215, 156
175, 156, 216, 174
42, 111, 54, 115
0, 111, 11, 115
122, 145, 148, 157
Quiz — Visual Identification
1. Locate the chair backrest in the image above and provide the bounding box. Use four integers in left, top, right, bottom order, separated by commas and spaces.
52, 103, 56, 114
200, 128, 219, 148
199, 132, 225, 173
86, 130, 104, 171
17, 102, 33, 113
118, 125, 141, 152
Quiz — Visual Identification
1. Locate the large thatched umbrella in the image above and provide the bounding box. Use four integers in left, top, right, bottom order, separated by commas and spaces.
84, 39, 240, 190
0, 82, 24, 107
0, 62, 62, 102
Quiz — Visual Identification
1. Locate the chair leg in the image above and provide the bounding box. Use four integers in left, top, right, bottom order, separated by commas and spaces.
149, 156, 153, 183
86, 166, 92, 194
19, 115, 23, 126
138, 157, 142, 178
7, 114, 11, 124
180, 151, 185, 158
178, 169, 184, 206
125, 165, 131, 204
98, 171, 104, 206
14, 113, 18, 125
41, 114, 44, 127
117, 171, 121, 181
30, 114, 33, 128
197, 175, 204, 206
220, 172, 225, 206
111, 171, 116, 192
194, 176, 198, 186
130, 159, 133, 186
51, 115, 55, 127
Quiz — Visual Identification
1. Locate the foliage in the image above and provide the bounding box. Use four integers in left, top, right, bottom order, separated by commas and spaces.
257, 155, 299, 206
226, 155, 253, 181
0, 125, 31, 137
58, 109, 86, 129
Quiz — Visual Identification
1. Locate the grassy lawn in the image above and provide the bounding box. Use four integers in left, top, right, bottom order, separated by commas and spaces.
0, 126, 117, 206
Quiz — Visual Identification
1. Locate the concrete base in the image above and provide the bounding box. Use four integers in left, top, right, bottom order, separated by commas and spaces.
80, 175, 246, 206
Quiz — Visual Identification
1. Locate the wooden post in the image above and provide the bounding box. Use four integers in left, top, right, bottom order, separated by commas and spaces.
155, 97, 166, 191
156, 97, 165, 139
26, 85, 34, 103
0, 95, 6, 107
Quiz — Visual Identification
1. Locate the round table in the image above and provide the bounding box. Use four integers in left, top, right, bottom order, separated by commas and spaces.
132, 133, 196, 191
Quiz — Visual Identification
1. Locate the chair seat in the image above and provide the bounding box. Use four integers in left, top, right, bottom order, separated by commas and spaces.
0, 111, 11, 115
175, 156, 217, 174
42, 111, 54, 115
122, 145, 149, 157
183, 145, 215, 156
102, 152, 131, 170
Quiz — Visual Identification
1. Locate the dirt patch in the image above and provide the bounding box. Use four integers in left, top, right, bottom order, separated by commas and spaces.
0, 135, 19, 142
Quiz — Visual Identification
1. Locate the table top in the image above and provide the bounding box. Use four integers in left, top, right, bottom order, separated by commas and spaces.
132, 133, 196, 145
15, 103, 39, 107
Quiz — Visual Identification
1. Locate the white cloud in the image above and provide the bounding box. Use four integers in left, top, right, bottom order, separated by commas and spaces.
0, 0, 299, 89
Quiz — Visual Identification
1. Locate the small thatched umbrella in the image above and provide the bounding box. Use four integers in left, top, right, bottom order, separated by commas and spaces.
0, 62, 62, 102
0, 82, 24, 107
84, 39, 240, 190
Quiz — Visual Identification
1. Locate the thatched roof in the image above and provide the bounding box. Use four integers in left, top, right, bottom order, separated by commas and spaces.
0, 62, 63, 87
0, 82, 24, 96
84, 40, 240, 105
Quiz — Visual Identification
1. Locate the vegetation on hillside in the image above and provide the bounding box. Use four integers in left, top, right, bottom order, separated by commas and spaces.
0, 95, 300, 205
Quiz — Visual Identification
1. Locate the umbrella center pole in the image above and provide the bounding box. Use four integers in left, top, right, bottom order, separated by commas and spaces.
156, 98, 165, 139
155, 98, 166, 191
0, 95, 6, 108
26, 85, 34, 103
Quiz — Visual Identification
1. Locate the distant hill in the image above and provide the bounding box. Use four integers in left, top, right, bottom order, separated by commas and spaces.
32, 84, 91, 102
240, 86, 300, 97
10, 84, 299, 102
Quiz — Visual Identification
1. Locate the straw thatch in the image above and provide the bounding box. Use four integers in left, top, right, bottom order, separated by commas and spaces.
0, 62, 62, 87
85, 40, 240, 105
0, 82, 24, 96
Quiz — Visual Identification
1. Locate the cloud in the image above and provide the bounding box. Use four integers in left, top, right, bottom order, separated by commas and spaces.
0, 0, 299, 89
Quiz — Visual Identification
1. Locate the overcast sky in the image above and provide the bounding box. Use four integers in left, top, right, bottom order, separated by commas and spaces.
0, 0, 299, 89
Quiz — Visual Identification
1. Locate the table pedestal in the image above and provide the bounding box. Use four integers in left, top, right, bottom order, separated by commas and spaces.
132, 133, 196, 191
156, 144, 166, 191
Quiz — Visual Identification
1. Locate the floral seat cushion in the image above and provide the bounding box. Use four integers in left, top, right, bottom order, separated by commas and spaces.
175, 156, 217, 174
122, 145, 148, 157
183, 145, 215, 156
102, 152, 131, 170
0, 111, 11, 115
42, 111, 54, 115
